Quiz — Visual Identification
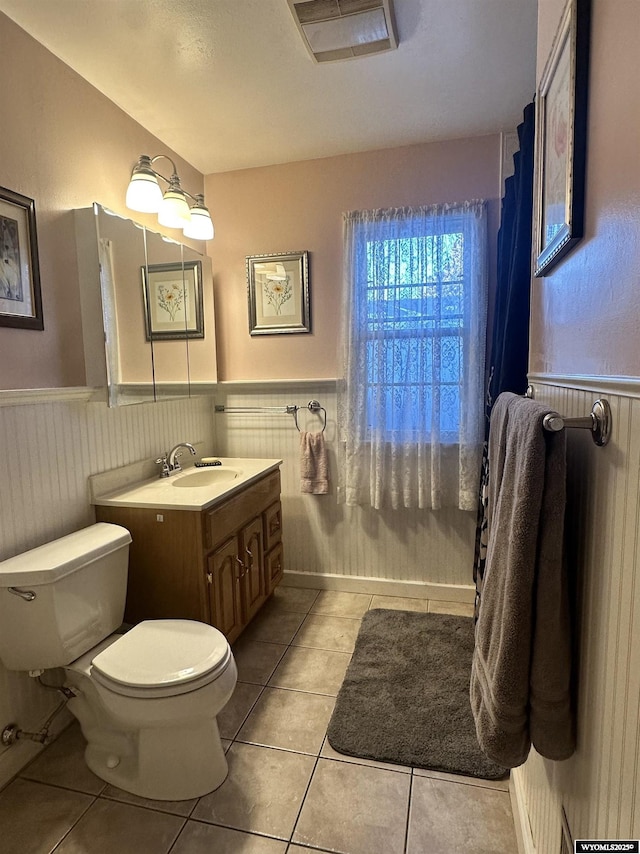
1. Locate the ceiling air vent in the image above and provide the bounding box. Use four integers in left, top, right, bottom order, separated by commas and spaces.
288, 0, 398, 63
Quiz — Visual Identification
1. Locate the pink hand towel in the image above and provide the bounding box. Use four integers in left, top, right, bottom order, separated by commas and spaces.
300, 431, 329, 494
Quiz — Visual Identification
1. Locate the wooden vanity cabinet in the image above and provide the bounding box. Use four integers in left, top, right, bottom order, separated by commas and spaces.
95, 468, 282, 643
263, 501, 284, 590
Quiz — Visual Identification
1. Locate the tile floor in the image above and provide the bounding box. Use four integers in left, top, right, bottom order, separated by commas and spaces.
0, 585, 518, 854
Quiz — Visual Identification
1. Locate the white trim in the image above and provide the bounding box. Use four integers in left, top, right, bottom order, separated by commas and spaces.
217, 378, 339, 392
510, 767, 536, 854
283, 571, 475, 603
0, 387, 97, 407
0, 383, 219, 408
528, 372, 640, 399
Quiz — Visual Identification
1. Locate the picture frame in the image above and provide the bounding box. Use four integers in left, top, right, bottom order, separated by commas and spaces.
141, 260, 204, 340
533, 0, 591, 277
0, 186, 44, 329
247, 251, 310, 335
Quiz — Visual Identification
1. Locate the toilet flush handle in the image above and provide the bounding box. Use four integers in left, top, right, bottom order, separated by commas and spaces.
8, 587, 36, 602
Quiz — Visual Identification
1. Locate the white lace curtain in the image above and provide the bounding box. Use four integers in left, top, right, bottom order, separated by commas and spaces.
337, 202, 488, 510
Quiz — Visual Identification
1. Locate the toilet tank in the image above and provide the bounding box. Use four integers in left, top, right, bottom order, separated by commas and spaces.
0, 523, 131, 671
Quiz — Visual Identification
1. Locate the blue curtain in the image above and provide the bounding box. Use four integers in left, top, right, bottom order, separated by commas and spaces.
473, 102, 536, 612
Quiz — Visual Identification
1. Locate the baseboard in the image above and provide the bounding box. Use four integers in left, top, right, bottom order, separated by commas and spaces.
510, 767, 536, 854
0, 707, 74, 791
282, 571, 475, 603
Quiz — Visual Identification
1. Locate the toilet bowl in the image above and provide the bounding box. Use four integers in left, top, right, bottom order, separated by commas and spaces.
65, 620, 238, 800
0, 523, 238, 801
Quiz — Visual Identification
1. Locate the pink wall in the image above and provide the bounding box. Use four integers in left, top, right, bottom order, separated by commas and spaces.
205, 136, 501, 381
529, 0, 640, 377
0, 14, 204, 390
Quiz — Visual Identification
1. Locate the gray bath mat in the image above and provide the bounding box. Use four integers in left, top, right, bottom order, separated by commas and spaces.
327, 609, 508, 780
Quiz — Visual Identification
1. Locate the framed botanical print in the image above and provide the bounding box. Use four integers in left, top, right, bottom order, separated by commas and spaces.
533, 0, 591, 277
142, 260, 204, 340
247, 251, 310, 335
0, 186, 44, 329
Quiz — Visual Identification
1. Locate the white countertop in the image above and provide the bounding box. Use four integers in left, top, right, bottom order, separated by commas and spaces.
91, 458, 282, 512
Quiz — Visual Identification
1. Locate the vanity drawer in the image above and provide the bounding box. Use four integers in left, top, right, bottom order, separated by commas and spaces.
265, 541, 284, 595
205, 469, 281, 550
263, 501, 283, 552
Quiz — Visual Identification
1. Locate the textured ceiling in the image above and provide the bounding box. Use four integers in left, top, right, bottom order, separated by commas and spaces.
0, 0, 538, 174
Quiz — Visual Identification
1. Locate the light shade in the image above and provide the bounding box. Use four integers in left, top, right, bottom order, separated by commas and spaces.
157, 177, 191, 229
183, 194, 215, 240
126, 154, 215, 240
125, 155, 163, 213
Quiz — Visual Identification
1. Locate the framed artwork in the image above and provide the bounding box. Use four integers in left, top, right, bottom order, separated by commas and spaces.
533, 0, 591, 277
247, 251, 310, 335
141, 260, 204, 340
0, 186, 44, 329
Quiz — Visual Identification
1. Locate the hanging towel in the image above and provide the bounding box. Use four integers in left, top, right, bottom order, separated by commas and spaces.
470, 392, 574, 768
300, 431, 329, 494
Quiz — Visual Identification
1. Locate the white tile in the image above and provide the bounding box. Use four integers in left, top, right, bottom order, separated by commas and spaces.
413, 765, 509, 791
172, 821, 287, 853
293, 758, 410, 854
232, 639, 288, 684
217, 682, 263, 739
320, 736, 411, 774
406, 774, 517, 854
55, 797, 184, 854
192, 743, 315, 839
238, 688, 334, 755
268, 646, 351, 695
428, 600, 474, 617
370, 595, 429, 612
310, 590, 373, 618
291, 614, 361, 652
0, 779, 93, 854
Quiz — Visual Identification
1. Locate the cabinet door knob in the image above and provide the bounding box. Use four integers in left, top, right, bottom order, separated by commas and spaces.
206, 572, 213, 584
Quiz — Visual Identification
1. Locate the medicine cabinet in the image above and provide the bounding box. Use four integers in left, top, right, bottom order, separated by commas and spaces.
75, 204, 217, 405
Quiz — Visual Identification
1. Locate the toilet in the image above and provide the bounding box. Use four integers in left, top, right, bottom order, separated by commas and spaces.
0, 523, 237, 801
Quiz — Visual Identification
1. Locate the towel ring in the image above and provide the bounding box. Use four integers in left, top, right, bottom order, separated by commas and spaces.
293, 400, 327, 433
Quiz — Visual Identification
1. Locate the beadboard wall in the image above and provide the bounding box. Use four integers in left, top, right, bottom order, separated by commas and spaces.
215, 382, 477, 596
512, 379, 640, 851
0, 392, 216, 786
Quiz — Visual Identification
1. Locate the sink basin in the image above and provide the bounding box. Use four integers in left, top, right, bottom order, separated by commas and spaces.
171, 468, 242, 488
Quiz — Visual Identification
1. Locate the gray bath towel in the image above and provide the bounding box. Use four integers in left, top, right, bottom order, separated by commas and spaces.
300, 431, 329, 494
470, 392, 574, 767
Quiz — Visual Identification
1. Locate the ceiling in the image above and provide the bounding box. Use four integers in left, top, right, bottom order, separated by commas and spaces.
0, 0, 538, 175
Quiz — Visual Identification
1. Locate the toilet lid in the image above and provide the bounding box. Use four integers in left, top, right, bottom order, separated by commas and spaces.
91, 620, 230, 689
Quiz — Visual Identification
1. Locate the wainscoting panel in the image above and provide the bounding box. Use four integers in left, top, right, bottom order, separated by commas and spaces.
215, 384, 477, 589
0, 392, 216, 786
514, 381, 640, 849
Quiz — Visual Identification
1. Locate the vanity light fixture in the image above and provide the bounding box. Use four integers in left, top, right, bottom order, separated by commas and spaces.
125, 154, 214, 241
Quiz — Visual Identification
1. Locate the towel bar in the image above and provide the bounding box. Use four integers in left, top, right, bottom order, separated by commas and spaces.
214, 400, 327, 433
525, 387, 611, 446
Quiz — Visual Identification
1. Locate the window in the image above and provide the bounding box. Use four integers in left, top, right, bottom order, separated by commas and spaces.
364, 227, 466, 440
338, 203, 488, 510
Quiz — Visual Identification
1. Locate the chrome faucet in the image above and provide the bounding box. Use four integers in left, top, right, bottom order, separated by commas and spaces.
156, 442, 197, 477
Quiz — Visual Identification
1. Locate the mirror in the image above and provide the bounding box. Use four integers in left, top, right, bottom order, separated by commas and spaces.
75, 204, 217, 405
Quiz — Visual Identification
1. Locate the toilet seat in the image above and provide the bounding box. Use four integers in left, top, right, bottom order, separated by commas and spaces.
90, 620, 232, 699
